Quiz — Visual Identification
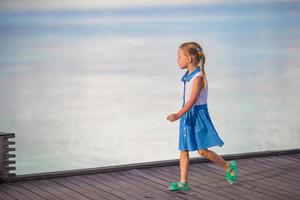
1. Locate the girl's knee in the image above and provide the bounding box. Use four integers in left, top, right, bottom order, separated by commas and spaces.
198, 149, 209, 157
180, 150, 189, 156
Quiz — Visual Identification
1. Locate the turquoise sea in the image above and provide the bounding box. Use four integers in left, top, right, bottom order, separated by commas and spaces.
0, 2, 300, 174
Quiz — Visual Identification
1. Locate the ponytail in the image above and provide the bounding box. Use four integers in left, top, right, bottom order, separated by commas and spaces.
198, 51, 207, 88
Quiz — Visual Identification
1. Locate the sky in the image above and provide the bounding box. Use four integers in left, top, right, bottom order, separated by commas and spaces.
0, 0, 297, 11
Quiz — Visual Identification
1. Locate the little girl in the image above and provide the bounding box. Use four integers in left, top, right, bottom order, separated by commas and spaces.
167, 42, 237, 191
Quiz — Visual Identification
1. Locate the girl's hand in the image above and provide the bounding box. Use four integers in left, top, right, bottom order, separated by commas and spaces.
167, 114, 179, 122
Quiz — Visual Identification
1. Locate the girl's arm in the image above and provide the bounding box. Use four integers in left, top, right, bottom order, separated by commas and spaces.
167, 76, 204, 122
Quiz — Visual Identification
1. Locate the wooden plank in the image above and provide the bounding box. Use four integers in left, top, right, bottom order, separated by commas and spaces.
283, 154, 300, 162
146, 169, 241, 199
143, 169, 219, 200
120, 169, 196, 200
13, 181, 61, 200
61, 176, 121, 200
94, 172, 156, 200
262, 156, 300, 170
149, 166, 234, 200
73, 174, 138, 200
233, 158, 300, 199
288, 153, 300, 160
254, 160, 300, 190
267, 155, 300, 165
182, 167, 248, 200
86, 173, 142, 200
127, 169, 202, 200
243, 159, 299, 192
200, 159, 296, 200
117, 170, 189, 200
191, 163, 279, 200
12, 180, 65, 200
3, 182, 45, 200
124, 169, 169, 188
249, 157, 300, 186
28, 179, 89, 200
0, 184, 30, 200
188, 164, 255, 200
258, 158, 300, 178
110, 171, 176, 200
235, 158, 298, 185
0, 189, 16, 200
202, 159, 296, 199
194, 163, 282, 200
50, 177, 110, 200
40, 178, 92, 200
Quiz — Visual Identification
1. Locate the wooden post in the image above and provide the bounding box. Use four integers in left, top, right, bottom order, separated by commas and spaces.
0, 132, 16, 183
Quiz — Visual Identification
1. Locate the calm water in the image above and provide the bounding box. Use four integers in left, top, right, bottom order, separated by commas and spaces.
0, 2, 300, 174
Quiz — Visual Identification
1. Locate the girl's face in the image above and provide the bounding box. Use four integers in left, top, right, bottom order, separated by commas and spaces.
177, 48, 190, 69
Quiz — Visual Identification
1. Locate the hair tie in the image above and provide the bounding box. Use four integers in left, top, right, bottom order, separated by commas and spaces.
196, 47, 203, 53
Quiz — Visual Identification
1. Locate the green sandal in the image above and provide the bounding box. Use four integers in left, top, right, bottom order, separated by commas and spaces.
168, 181, 190, 191
225, 160, 237, 184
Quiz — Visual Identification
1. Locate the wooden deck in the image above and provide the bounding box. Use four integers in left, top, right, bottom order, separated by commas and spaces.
0, 150, 300, 200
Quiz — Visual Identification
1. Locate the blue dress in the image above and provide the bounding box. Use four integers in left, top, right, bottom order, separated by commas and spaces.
179, 67, 224, 151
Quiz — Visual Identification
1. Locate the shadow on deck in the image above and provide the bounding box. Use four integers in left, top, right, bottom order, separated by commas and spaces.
0, 149, 300, 200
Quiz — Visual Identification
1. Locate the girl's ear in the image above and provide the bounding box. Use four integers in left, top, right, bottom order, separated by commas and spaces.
187, 55, 193, 63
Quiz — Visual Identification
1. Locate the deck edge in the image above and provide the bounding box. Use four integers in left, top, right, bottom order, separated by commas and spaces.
5, 148, 300, 183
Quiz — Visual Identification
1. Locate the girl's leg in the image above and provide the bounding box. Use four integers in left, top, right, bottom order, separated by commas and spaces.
198, 149, 230, 171
180, 150, 189, 183
168, 151, 190, 191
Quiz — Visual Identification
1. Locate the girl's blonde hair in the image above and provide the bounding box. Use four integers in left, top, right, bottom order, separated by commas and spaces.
180, 42, 207, 88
